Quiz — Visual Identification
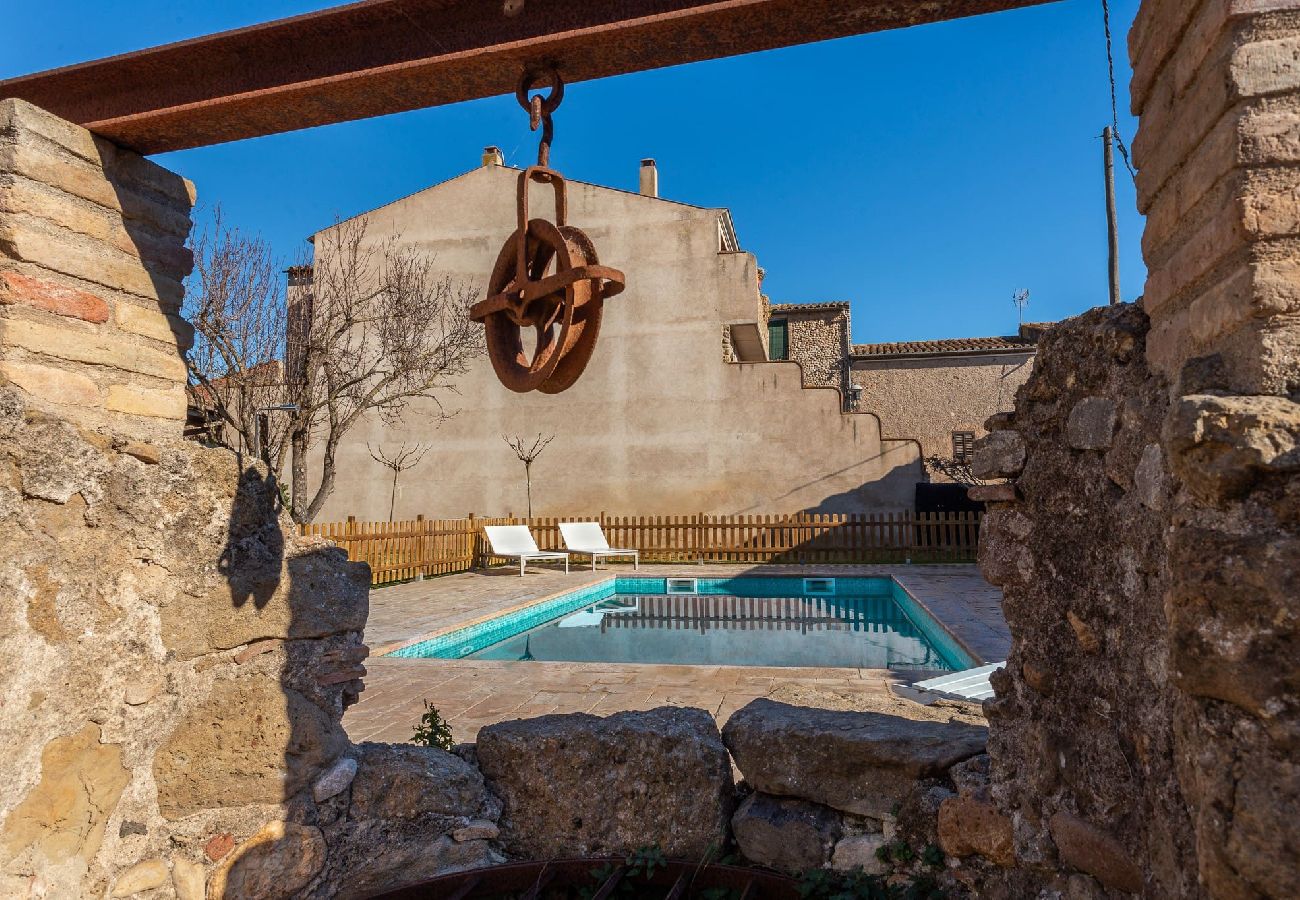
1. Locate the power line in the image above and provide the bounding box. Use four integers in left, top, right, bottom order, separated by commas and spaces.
1101, 0, 1137, 182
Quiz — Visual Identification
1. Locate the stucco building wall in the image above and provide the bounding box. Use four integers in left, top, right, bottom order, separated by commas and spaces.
305, 165, 921, 521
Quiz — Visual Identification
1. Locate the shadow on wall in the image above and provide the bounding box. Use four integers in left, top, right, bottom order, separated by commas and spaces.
219, 463, 285, 609
732, 444, 921, 516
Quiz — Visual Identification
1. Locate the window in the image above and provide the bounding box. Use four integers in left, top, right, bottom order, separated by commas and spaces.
768, 319, 789, 361
952, 431, 976, 463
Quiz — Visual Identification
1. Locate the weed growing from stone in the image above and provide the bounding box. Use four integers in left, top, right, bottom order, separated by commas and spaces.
411, 700, 454, 750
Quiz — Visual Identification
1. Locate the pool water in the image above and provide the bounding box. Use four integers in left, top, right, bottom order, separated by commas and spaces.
387, 577, 970, 671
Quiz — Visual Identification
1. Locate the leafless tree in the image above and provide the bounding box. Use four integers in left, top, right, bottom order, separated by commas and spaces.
503, 433, 555, 518
367, 442, 431, 522
184, 209, 292, 473
186, 212, 485, 523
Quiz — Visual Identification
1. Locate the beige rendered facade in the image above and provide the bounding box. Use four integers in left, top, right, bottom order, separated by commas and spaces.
305, 161, 922, 521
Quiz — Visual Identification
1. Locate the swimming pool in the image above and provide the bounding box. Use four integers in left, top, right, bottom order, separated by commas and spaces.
386, 577, 974, 671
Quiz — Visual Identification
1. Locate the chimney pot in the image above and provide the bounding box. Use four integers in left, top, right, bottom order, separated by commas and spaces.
482, 145, 504, 167
639, 158, 659, 198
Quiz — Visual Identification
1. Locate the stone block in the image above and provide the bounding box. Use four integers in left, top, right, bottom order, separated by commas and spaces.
111, 858, 169, 896
830, 834, 888, 874
4, 317, 186, 382
0, 724, 129, 866
170, 857, 205, 900
477, 707, 735, 859
115, 301, 192, 349
1165, 393, 1300, 502
967, 483, 1016, 503
312, 756, 358, 802
106, 384, 187, 420
937, 795, 1015, 867
0, 360, 101, 407
1066, 397, 1119, 450
0, 214, 186, 306
1134, 444, 1168, 511
0, 269, 109, 322
153, 678, 349, 818
970, 430, 1026, 480
1049, 812, 1143, 895
722, 699, 986, 818
732, 793, 841, 874
206, 821, 326, 900
350, 742, 493, 820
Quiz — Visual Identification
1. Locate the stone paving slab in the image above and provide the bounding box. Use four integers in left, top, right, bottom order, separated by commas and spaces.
344, 564, 1008, 744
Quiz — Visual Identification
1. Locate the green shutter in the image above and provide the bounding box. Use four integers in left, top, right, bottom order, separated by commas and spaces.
768, 319, 788, 361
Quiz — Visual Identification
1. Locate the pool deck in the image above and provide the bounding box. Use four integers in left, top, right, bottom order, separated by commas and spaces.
344, 563, 1010, 744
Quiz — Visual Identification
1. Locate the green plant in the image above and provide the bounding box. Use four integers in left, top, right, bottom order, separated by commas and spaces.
796, 867, 947, 900
411, 700, 454, 750
921, 844, 945, 868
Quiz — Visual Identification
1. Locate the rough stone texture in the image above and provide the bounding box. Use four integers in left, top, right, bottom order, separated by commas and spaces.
207, 821, 327, 900
937, 794, 1015, 867
1065, 397, 1119, 450
970, 429, 1027, 480
312, 757, 359, 803
722, 699, 986, 817
979, 293, 1300, 898
110, 857, 169, 896
773, 303, 852, 398
830, 834, 888, 874
1048, 812, 1142, 895
732, 793, 841, 874
476, 707, 735, 859
978, 304, 1189, 896
854, 350, 1036, 481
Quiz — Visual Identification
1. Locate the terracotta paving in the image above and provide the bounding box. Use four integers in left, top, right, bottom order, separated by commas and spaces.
344, 563, 1008, 745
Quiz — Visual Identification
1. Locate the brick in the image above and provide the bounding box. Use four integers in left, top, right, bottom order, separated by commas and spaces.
3, 317, 187, 382
1240, 107, 1300, 163
0, 269, 109, 323
1143, 200, 1248, 315
1188, 258, 1300, 345
0, 359, 102, 407
106, 383, 187, 420
116, 302, 193, 349
0, 214, 185, 306
1241, 167, 1300, 236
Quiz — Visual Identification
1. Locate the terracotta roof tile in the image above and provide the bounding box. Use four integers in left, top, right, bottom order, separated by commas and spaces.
851, 335, 1037, 358
769, 301, 851, 312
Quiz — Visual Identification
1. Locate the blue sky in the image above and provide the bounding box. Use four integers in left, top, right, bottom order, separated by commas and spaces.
2, 0, 1143, 343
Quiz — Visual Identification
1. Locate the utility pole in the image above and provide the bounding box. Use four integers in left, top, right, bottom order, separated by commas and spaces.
1103, 126, 1121, 306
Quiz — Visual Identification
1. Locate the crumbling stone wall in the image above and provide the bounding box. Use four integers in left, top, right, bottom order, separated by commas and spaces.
0, 100, 502, 899
969, 3, 1300, 897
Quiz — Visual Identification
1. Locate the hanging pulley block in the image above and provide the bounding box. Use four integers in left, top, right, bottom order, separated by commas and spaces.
469, 69, 625, 394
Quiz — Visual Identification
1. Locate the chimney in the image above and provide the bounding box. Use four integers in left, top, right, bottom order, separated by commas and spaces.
482, 145, 504, 167
639, 158, 659, 197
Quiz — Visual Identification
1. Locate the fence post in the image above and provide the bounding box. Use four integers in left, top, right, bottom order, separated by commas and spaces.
468, 512, 478, 569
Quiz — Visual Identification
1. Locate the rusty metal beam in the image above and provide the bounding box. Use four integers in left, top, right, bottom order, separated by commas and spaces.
0, 0, 1058, 155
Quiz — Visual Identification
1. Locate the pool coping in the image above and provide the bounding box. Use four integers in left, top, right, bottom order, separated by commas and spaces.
374, 572, 989, 669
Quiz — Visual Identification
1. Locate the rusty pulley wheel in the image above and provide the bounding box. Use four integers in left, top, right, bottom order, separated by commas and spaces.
469, 67, 625, 394
470, 166, 624, 394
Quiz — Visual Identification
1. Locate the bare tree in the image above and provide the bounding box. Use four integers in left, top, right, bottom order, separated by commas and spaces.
367, 442, 431, 522
187, 212, 485, 523
503, 433, 555, 518
184, 208, 292, 474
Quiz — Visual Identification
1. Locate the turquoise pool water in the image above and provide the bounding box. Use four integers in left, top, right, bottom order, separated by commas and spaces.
387, 577, 973, 671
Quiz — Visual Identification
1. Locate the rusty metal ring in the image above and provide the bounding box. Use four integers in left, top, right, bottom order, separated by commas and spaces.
515, 67, 564, 116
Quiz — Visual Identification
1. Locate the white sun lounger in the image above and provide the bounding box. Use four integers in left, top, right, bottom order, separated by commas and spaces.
483, 525, 570, 577
559, 522, 640, 571
890, 662, 1005, 705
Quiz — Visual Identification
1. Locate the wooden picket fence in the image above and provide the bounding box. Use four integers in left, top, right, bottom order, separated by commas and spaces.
301, 511, 983, 586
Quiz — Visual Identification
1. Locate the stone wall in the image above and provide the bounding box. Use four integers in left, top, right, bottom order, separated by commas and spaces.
967, 4, 1300, 897
0, 99, 193, 441
775, 304, 851, 397
852, 352, 1035, 477
0, 102, 502, 900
